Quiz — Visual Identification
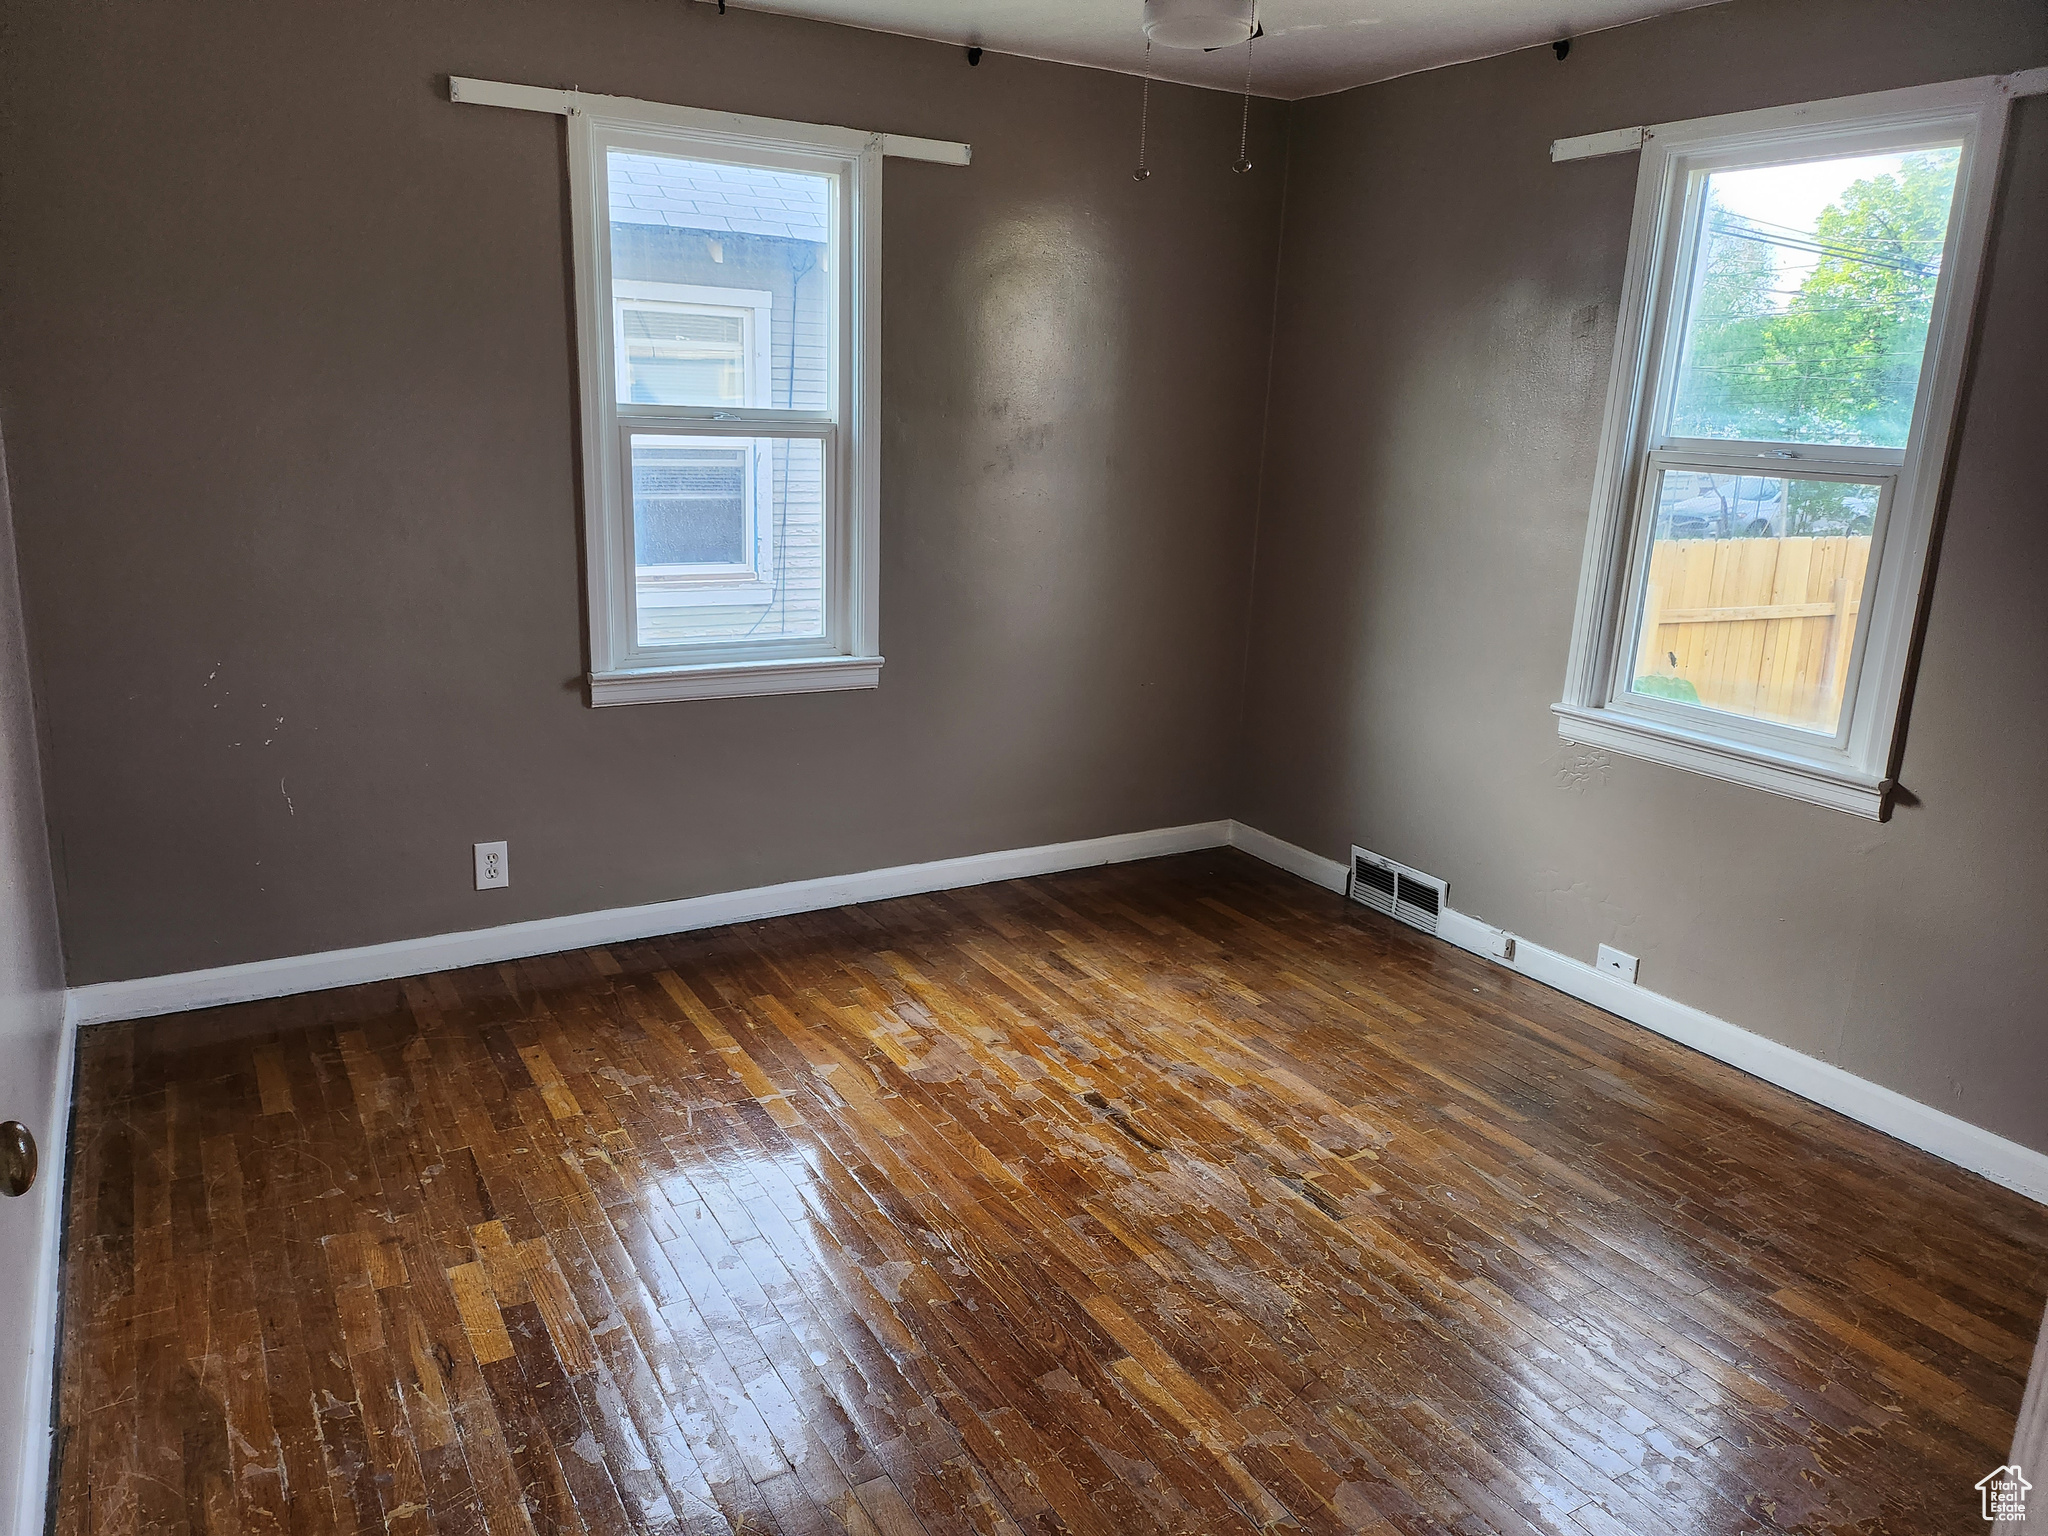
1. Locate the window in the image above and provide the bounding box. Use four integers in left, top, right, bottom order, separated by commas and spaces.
569, 109, 880, 702
1556, 79, 2014, 817
614, 282, 771, 410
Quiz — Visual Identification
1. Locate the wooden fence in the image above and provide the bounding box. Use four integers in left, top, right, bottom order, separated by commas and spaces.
1634, 536, 1871, 731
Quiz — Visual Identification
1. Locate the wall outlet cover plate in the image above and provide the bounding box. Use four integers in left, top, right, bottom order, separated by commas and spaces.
1596, 943, 1638, 983
475, 840, 510, 890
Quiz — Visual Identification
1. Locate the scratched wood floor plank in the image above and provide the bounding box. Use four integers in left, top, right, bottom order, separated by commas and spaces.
49, 850, 2048, 1535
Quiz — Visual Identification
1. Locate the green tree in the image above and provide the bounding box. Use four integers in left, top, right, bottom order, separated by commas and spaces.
1672, 149, 1959, 451
1669, 195, 1776, 441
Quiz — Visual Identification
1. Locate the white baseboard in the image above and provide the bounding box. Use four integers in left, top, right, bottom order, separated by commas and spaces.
67, 820, 1236, 1028
1229, 824, 2048, 1206
13, 998, 74, 1536
1227, 821, 1349, 892
1490, 930, 2048, 1203
62, 815, 2048, 1207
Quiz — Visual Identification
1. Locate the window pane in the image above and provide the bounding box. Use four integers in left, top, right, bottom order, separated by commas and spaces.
632, 434, 825, 648
1668, 148, 1960, 448
633, 442, 748, 566
609, 150, 832, 412
621, 305, 746, 407
1630, 469, 1882, 734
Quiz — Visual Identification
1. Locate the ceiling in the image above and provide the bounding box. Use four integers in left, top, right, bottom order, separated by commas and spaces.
723, 0, 1727, 100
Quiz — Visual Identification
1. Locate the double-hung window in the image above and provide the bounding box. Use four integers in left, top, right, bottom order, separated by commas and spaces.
1556, 78, 2014, 817
568, 102, 882, 703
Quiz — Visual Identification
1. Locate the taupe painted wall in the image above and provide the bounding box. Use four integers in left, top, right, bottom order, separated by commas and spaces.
5, 0, 2042, 1165
1239, 0, 2048, 1155
0, 0, 1283, 983
0, 438, 67, 1536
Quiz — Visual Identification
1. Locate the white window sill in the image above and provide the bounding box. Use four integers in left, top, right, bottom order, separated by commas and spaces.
1551, 703, 1889, 819
590, 654, 883, 706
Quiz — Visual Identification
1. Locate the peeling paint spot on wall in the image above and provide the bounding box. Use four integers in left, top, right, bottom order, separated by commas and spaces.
1554, 746, 1610, 792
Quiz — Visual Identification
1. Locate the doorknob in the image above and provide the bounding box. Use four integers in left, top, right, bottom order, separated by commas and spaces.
1, 1121, 34, 1197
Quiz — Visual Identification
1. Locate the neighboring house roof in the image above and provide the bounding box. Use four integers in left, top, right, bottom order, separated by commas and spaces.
608, 151, 830, 243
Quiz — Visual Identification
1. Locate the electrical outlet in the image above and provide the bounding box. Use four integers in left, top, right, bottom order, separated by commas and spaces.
1596, 943, 1638, 983
474, 840, 509, 891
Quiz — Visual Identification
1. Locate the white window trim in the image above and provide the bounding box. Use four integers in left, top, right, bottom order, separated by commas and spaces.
447, 77, 972, 167
1555, 76, 2014, 818
568, 106, 882, 706
612, 280, 773, 414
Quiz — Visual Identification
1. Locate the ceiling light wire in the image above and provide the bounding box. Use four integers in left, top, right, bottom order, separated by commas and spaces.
1234, 25, 1254, 173
1134, 38, 1153, 181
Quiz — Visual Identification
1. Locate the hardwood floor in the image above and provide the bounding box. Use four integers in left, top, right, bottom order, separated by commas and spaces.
51, 850, 2048, 1536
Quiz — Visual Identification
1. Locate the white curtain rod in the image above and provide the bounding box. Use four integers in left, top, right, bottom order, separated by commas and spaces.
448, 76, 972, 166
1552, 64, 2048, 162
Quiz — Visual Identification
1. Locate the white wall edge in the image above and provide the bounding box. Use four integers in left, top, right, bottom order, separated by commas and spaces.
1553, 706, 1887, 819
1550, 67, 2048, 165
64, 811, 2048, 1192
1224, 820, 1348, 892
66, 821, 1234, 1029
588, 655, 884, 706
13, 993, 75, 1536
1488, 930, 2048, 1203
446, 76, 973, 164
1551, 124, 1647, 162
1227, 823, 2048, 1207
2005, 65, 2048, 99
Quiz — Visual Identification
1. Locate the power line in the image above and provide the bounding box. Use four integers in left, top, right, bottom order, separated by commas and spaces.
1713, 205, 1946, 246
1711, 225, 1931, 277
1707, 211, 1937, 277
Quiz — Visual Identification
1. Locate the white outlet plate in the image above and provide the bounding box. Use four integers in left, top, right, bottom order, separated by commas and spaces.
1469, 923, 1516, 961
1596, 943, 1638, 983
474, 840, 509, 891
